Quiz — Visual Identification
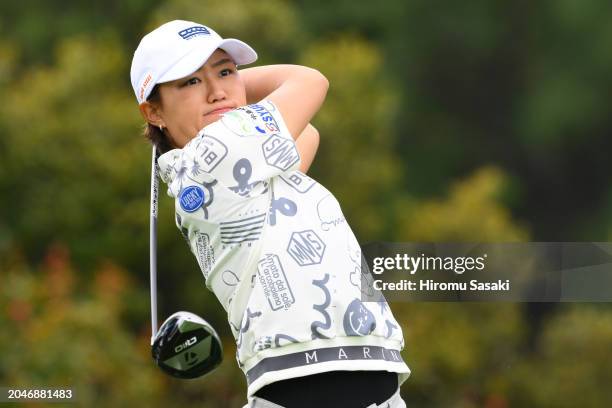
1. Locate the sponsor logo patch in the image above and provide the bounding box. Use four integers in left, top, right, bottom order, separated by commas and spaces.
178, 25, 210, 40
248, 103, 280, 133
221, 110, 263, 136
222, 103, 281, 136
179, 185, 205, 212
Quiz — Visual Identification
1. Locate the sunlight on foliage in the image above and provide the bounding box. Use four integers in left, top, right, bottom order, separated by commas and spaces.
400, 166, 529, 241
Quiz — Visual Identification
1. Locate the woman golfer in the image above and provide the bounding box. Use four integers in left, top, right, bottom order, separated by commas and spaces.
131, 20, 410, 408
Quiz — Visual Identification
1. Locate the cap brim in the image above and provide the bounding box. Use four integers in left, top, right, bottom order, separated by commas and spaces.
218, 38, 258, 66
157, 39, 257, 84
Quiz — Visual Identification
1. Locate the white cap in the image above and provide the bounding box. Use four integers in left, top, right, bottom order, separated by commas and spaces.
130, 20, 257, 104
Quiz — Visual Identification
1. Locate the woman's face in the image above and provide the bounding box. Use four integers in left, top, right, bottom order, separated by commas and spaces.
156, 49, 247, 148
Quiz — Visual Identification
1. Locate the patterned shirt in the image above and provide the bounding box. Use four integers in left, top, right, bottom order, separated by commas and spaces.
157, 100, 410, 396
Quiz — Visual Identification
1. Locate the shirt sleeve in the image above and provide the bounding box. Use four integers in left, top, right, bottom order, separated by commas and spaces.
183, 100, 301, 191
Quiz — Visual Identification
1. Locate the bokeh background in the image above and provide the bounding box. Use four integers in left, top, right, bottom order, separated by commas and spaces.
1, 0, 612, 407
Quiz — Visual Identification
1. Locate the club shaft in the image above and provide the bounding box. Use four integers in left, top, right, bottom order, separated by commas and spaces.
150, 146, 159, 343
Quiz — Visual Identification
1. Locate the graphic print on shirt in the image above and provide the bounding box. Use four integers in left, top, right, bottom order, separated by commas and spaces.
257, 254, 295, 311
311, 273, 332, 340
375, 298, 399, 339
268, 187, 297, 226
343, 299, 376, 337
222, 270, 240, 308
236, 307, 262, 350
346, 245, 398, 339
248, 103, 281, 134
316, 194, 346, 231
222, 109, 265, 136
177, 180, 217, 219
274, 333, 299, 347
262, 134, 300, 172
194, 232, 215, 278
229, 158, 261, 197
378, 301, 388, 315
254, 336, 273, 351
191, 134, 228, 172
159, 151, 180, 183
220, 212, 266, 247
172, 158, 189, 192
385, 320, 399, 339
279, 171, 316, 194
287, 230, 326, 266
254, 332, 300, 352
222, 103, 281, 136
188, 156, 202, 177
222, 270, 240, 287
348, 247, 376, 297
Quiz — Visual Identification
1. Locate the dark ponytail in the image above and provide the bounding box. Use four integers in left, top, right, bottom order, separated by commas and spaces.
143, 85, 174, 154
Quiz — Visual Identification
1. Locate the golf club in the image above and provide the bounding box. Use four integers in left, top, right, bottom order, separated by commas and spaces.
149, 145, 223, 379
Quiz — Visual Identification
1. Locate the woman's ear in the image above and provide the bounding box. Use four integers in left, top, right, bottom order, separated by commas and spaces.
139, 101, 165, 128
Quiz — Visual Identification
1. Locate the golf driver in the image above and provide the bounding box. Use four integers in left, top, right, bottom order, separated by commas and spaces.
149, 145, 223, 379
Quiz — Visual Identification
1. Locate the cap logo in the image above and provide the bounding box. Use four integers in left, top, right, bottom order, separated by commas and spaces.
139, 72, 153, 102
179, 26, 210, 40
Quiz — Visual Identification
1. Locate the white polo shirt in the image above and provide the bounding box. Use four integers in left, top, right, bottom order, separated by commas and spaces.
157, 100, 410, 396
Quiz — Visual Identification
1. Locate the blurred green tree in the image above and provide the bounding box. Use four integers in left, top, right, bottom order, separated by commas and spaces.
508, 304, 612, 408
0, 35, 148, 270
295, 0, 612, 241
298, 35, 403, 240
0, 243, 252, 407
0, 245, 170, 407
400, 166, 529, 242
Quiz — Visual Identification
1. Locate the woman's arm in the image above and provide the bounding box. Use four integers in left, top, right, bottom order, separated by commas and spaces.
295, 124, 320, 173
239, 65, 328, 141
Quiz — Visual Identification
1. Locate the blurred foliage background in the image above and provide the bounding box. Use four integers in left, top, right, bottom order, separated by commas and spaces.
1, 0, 612, 407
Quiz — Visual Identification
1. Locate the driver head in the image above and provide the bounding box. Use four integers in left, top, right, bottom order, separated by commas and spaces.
151, 311, 223, 379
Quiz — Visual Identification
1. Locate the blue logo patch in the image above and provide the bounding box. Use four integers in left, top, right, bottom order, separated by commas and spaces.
179, 26, 210, 40
179, 186, 205, 212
